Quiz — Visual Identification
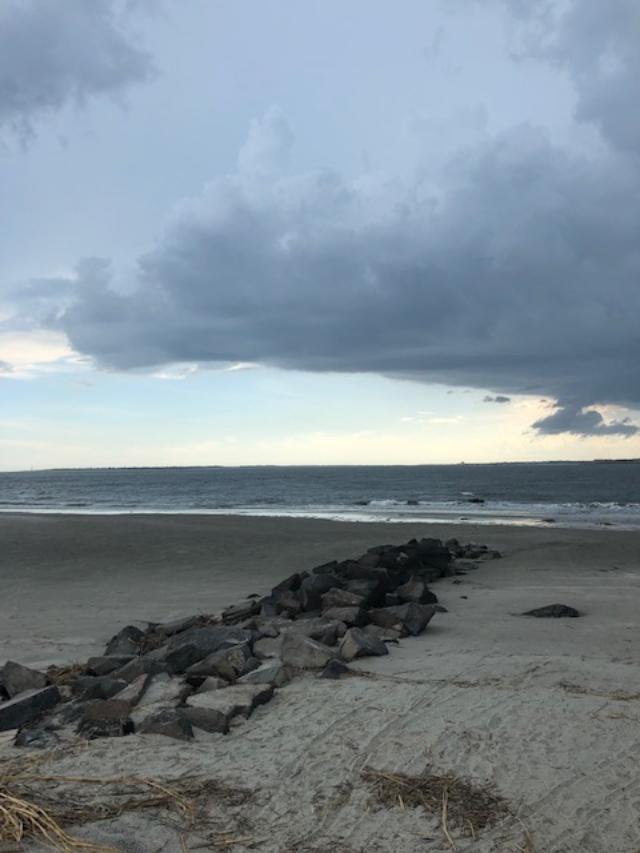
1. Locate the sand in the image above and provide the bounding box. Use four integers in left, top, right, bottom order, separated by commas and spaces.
2, 514, 640, 852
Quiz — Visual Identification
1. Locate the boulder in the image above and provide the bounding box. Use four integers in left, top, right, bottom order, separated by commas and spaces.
318, 659, 352, 679
185, 644, 252, 682
137, 708, 193, 740
311, 560, 340, 575
77, 699, 134, 739
299, 574, 343, 612
271, 572, 303, 596
154, 615, 203, 637
105, 625, 144, 656
237, 658, 293, 687
320, 588, 366, 609
110, 656, 168, 684
195, 676, 229, 693
339, 628, 388, 661
0, 687, 61, 732
86, 656, 134, 677
273, 593, 303, 617
1, 661, 47, 698
369, 603, 436, 636
77, 677, 128, 701
112, 674, 151, 706
253, 636, 284, 659
166, 625, 254, 655
222, 600, 260, 624
184, 684, 274, 731
345, 578, 386, 607
279, 633, 334, 670
136, 673, 189, 708
341, 563, 390, 589
521, 604, 580, 618
363, 624, 402, 643
321, 607, 367, 628
395, 577, 438, 605
285, 617, 344, 646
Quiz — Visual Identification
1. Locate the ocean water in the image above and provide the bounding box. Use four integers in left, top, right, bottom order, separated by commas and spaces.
0, 463, 639, 529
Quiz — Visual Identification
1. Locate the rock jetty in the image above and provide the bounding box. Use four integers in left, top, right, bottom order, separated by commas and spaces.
1, 536, 501, 746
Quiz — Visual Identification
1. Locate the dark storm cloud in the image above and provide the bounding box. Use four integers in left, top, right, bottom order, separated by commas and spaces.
0, 0, 154, 142
15, 0, 640, 437
484, 395, 511, 404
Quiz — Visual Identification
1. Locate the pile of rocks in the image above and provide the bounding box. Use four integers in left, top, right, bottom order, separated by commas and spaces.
0, 536, 500, 745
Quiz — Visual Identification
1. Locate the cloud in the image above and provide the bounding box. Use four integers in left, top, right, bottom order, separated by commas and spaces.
10, 1, 640, 438
533, 404, 638, 436
0, 0, 154, 143
484, 395, 511, 404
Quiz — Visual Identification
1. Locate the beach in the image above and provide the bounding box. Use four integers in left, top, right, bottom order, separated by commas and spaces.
2, 514, 640, 851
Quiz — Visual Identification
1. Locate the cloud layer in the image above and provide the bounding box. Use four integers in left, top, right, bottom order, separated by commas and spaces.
10, 0, 640, 437
0, 0, 153, 142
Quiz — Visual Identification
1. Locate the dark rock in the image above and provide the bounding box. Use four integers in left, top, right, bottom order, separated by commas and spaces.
14, 724, 61, 749
195, 676, 229, 692
321, 607, 367, 628
1, 661, 47, 698
345, 578, 386, 607
384, 594, 400, 607
339, 627, 388, 661
434, 604, 448, 613
320, 588, 366, 609
237, 658, 294, 687
271, 572, 303, 596
467, 497, 485, 503
184, 684, 274, 731
253, 636, 284, 659
369, 603, 436, 636
299, 574, 343, 612
341, 562, 390, 589
167, 625, 254, 654
185, 644, 252, 681
273, 592, 303, 617
155, 615, 203, 637
286, 618, 345, 646
78, 677, 128, 702
395, 577, 438, 605
111, 674, 151, 706
521, 604, 581, 618
110, 656, 169, 684
0, 687, 61, 732
415, 538, 451, 570
311, 560, 340, 575
86, 656, 134, 677
363, 624, 402, 643
319, 659, 352, 679
222, 600, 260, 624
160, 643, 205, 674
137, 708, 193, 740
357, 552, 381, 569
105, 625, 144, 656
280, 633, 334, 669
77, 699, 134, 739
135, 673, 190, 708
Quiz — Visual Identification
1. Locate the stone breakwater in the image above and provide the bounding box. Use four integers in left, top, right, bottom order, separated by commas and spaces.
0, 536, 500, 745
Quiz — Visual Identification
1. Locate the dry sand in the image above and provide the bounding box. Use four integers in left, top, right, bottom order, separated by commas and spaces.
2, 514, 640, 852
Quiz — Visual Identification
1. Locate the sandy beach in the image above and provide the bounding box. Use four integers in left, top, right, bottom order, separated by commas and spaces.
2, 514, 640, 851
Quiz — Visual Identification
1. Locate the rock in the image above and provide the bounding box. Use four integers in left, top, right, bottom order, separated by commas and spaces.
357, 551, 381, 568
222, 600, 260, 624
110, 657, 168, 684
363, 624, 402, 643
184, 684, 274, 731
321, 588, 366, 609
185, 644, 252, 682
0, 687, 61, 732
338, 627, 388, 661
237, 658, 293, 687
384, 594, 400, 607
395, 577, 438, 605
341, 563, 390, 588
321, 607, 367, 628
137, 708, 193, 740
271, 572, 303, 596
179, 705, 228, 734
273, 593, 303, 617
286, 617, 344, 646
160, 643, 206, 674
105, 625, 144, 656
521, 604, 581, 618
369, 603, 436, 636
136, 673, 189, 708
434, 604, 448, 613
195, 676, 229, 693
318, 659, 352, 679
253, 636, 284, 659
415, 538, 452, 570
112, 674, 151, 706
345, 578, 386, 607
311, 560, 340, 575
155, 615, 203, 637
280, 633, 334, 669
299, 574, 343, 612
167, 625, 254, 655
14, 725, 61, 749
77, 699, 134, 739
86, 656, 134, 677
1, 662, 48, 698
78, 677, 128, 701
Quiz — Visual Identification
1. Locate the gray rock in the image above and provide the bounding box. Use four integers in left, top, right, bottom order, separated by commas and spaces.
105, 625, 144, 656
195, 676, 229, 693
186, 684, 273, 724
222, 600, 260, 624
521, 604, 581, 618
112, 674, 151, 706
137, 708, 193, 740
321, 607, 367, 627
253, 636, 284, 659
237, 658, 293, 687
345, 578, 386, 607
179, 705, 229, 734
155, 615, 202, 637
279, 633, 334, 669
395, 577, 438, 605
311, 560, 340, 575
368, 603, 436, 636
14, 725, 61, 749
78, 677, 128, 701
285, 617, 344, 646
1, 661, 47, 698
167, 625, 254, 656
299, 574, 343, 611
77, 699, 134, 739
136, 673, 189, 708
363, 624, 402, 643
86, 656, 134, 677
0, 687, 61, 732
339, 627, 388, 661
185, 644, 252, 681
273, 592, 303, 617
110, 656, 168, 684
318, 659, 351, 679
271, 572, 303, 596
320, 588, 366, 609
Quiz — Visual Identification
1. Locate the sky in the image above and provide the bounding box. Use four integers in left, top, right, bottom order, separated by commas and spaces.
1, 0, 640, 470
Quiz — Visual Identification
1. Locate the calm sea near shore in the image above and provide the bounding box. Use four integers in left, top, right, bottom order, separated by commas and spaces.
0, 461, 639, 529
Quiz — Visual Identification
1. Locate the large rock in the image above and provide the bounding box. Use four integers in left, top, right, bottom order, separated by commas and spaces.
185, 644, 252, 681
77, 699, 134, 739
136, 673, 189, 708
0, 687, 60, 732
318, 659, 352, 679
279, 633, 334, 669
345, 578, 386, 607
522, 604, 581, 618
105, 625, 144, 656
321, 588, 366, 609
167, 625, 254, 655
363, 624, 402, 643
137, 708, 193, 740
253, 636, 284, 659
395, 577, 438, 605
86, 656, 134, 677
298, 574, 343, 612
77, 676, 128, 701
183, 684, 274, 732
286, 617, 344, 646
368, 603, 436, 636
271, 572, 303, 596
154, 615, 203, 637
1, 661, 47, 698
338, 628, 388, 661
112, 674, 151, 706
110, 656, 168, 684
237, 658, 293, 687
195, 676, 229, 693
222, 600, 260, 624
321, 607, 367, 628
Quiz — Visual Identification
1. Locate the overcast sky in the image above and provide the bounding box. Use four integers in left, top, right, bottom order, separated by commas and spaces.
1, 0, 639, 469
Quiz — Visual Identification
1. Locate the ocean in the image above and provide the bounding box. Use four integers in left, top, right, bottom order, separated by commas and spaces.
0, 462, 639, 529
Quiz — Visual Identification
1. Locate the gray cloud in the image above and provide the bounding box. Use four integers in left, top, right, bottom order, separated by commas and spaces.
12, 0, 640, 438
0, 0, 154, 143
484, 395, 511, 404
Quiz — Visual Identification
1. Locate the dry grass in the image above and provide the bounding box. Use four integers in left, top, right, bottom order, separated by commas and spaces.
558, 681, 640, 701
46, 663, 85, 687
0, 755, 253, 852
363, 766, 511, 841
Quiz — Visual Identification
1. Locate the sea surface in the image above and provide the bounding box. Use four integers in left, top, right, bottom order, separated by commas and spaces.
0, 463, 639, 529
